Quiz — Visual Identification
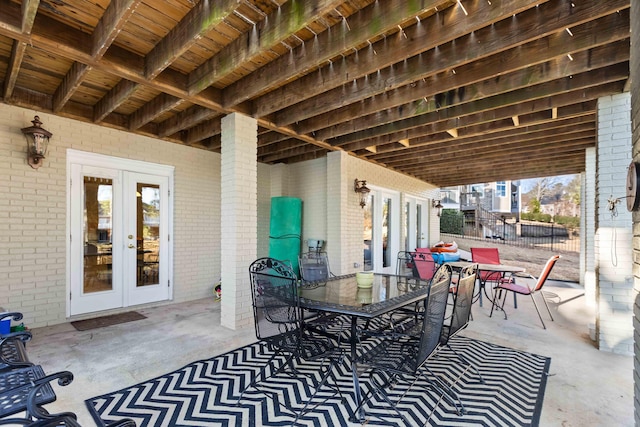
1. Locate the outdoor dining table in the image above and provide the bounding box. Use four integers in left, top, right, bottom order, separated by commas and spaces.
298, 273, 430, 422
446, 261, 526, 306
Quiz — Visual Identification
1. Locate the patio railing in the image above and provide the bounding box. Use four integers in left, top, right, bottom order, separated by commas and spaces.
441, 209, 580, 253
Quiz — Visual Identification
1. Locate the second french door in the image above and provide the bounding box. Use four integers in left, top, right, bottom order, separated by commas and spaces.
68, 151, 173, 316
405, 197, 429, 251
363, 187, 400, 274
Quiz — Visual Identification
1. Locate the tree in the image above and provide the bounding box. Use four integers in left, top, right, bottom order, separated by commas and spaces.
526, 177, 557, 212
564, 175, 581, 205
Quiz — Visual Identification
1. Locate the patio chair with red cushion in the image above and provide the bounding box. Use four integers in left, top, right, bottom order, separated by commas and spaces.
410, 251, 437, 281
470, 247, 513, 307
490, 255, 561, 329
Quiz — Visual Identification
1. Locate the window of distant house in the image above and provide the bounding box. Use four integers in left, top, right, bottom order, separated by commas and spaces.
470, 184, 485, 198
496, 181, 507, 197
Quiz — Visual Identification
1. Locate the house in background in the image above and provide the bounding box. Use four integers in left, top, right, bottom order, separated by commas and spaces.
440, 181, 522, 239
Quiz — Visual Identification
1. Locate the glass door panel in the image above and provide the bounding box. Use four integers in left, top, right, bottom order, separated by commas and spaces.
125, 172, 169, 307
83, 177, 113, 294
363, 193, 373, 271
137, 183, 160, 287
70, 165, 123, 315
405, 197, 429, 251
364, 188, 399, 274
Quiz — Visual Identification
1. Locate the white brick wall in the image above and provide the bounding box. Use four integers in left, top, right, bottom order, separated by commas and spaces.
268, 150, 439, 275
596, 93, 634, 355
0, 103, 220, 327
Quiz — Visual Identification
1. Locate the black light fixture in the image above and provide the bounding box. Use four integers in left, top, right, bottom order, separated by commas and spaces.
21, 115, 52, 169
432, 199, 443, 217
354, 179, 371, 208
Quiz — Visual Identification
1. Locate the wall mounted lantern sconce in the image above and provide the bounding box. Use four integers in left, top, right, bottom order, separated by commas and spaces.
21, 115, 52, 169
354, 179, 371, 208
432, 199, 443, 217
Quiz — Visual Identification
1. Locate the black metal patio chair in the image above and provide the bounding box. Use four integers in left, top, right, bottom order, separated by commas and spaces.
354, 264, 464, 424
238, 257, 346, 422
0, 312, 32, 372
439, 263, 484, 384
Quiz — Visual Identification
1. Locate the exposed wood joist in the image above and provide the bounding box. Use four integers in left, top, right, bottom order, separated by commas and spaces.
0, 0, 631, 186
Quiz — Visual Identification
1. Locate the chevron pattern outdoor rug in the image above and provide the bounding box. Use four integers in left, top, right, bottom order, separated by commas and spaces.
86, 332, 550, 427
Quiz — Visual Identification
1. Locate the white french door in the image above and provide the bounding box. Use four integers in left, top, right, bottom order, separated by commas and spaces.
363, 187, 400, 274
405, 197, 429, 251
68, 151, 173, 316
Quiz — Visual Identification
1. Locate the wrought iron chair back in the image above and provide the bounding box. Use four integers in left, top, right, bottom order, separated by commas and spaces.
395, 251, 414, 277
243, 257, 345, 421
249, 257, 300, 348
298, 252, 333, 282
442, 264, 477, 344
414, 263, 452, 369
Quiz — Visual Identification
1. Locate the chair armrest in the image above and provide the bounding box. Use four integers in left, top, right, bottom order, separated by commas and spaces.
0, 331, 32, 370
26, 371, 75, 421
0, 312, 23, 323
501, 271, 535, 282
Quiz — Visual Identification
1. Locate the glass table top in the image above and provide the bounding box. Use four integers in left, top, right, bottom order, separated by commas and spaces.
298, 273, 430, 318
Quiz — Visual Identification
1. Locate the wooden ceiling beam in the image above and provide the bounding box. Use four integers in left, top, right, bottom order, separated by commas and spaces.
294, 18, 629, 135
3, 0, 39, 99
257, 139, 307, 157
188, 0, 345, 94
258, 131, 292, 147
394, 136, 594, 170
258, 141, 317, 163
53, 0, 141, 112
184, 118, 223, 145
159, 105, 219, 138
377, 125, 595, 165
146, 0, 240, 80
262, 149, 331, 165
92, 0, 141, 58
417, 153, 586, 177
254, 0, 560, 117
425, 160, 586, 187
336, 69, 627, 151
129, 93, 184, 130
367, 113, 596, 159
93, 79, 138, 123
52, 62, 91, 113
224, 0, 457, 108
284, 6, 629, 133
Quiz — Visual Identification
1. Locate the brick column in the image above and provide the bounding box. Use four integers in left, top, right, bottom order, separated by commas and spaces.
582, 148, 596, 309
595, 93, 633, 354
630, 0, 640, 422
220, 113, 257, 330
326, 151, 348, 275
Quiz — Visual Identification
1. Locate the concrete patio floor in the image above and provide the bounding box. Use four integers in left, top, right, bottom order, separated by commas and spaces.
22, 281, 633, 426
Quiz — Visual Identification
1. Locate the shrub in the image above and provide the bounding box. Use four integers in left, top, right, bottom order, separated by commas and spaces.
440, 209, 464, 234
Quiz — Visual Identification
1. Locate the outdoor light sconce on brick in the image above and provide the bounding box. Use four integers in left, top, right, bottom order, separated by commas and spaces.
21, 115, 52, 169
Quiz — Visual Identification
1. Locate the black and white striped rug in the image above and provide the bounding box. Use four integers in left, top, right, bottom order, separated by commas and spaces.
86, 332, 550, 426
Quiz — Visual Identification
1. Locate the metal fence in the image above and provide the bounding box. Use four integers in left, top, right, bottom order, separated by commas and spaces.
440, 210, 580, 253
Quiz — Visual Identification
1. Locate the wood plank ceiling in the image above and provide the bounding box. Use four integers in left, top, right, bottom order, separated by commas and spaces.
0, 0, 631, 187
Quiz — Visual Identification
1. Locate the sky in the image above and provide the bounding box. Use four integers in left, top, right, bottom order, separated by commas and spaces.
519, 174, 577, 193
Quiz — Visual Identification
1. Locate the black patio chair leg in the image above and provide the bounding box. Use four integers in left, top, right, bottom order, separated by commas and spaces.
236, 350, 294, 403
447, 344, 485, 384
489, 287, 504, 318
364, 370, 412, 425
422, 366, 465, 416
294, 355, 346, 423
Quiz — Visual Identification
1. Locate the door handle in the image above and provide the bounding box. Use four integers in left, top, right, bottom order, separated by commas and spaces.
128, 244, 135, 249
